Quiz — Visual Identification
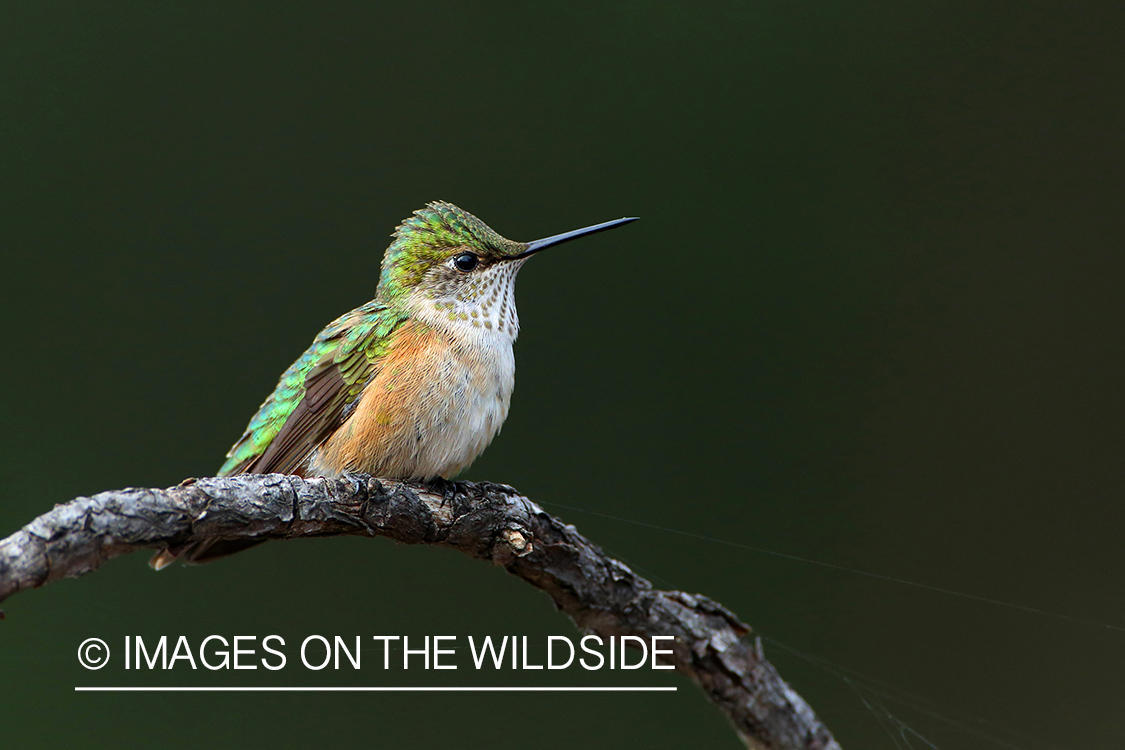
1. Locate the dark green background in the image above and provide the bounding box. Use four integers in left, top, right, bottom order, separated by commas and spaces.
2, 2, 1122, 748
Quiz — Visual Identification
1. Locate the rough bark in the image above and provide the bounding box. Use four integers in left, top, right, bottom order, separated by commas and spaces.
0, 474, 839, 750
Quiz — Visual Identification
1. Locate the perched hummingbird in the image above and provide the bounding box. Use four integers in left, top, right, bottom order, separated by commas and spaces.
151, 201, 636, 569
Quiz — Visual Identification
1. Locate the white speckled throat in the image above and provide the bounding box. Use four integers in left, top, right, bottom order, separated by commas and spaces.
413, 258, 528, 342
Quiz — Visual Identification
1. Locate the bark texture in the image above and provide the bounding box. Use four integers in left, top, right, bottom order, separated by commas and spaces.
0, 474, 839, 750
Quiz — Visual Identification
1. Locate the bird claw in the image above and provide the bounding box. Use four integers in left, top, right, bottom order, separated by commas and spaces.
428, 477, 457, 509
339, 471, 367, 495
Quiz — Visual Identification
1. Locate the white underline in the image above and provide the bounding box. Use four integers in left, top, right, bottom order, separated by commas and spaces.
75, 686, 676, 692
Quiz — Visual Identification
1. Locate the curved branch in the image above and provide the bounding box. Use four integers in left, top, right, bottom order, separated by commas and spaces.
0, 474, 840, 750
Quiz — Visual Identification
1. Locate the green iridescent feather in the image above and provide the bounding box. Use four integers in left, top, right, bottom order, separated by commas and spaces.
217, 300, 407, 476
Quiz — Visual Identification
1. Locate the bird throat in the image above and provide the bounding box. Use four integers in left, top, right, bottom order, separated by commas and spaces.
414, 259, 525, 343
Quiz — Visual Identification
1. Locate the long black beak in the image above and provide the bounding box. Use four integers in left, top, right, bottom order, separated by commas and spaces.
510, 216, 638, 260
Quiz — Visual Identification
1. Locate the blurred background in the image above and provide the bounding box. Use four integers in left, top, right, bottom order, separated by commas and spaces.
2, 1, 1123, 747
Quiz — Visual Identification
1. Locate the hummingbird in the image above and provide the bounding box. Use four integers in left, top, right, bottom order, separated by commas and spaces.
150, 201, 636, 569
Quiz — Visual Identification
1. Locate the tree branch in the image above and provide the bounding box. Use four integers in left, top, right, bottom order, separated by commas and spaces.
0, 474, 839, 750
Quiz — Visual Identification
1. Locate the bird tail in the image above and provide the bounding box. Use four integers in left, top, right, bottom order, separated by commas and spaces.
149, 538, 268, 571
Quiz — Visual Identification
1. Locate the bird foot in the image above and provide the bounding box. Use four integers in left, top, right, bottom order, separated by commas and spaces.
426, 477, 458, 509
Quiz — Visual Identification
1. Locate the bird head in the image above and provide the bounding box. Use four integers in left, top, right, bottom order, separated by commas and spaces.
377, 201, 636, 338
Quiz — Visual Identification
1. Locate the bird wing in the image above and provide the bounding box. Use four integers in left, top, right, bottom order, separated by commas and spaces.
218, 301, 407, 477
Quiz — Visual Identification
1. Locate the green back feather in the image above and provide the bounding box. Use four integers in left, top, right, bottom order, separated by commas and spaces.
218, 301, 407, 476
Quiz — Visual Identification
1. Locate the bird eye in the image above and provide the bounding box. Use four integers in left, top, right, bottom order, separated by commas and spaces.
453, 253, 479, 272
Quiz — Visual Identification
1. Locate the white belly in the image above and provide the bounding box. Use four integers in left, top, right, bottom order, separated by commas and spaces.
408, 331, 515, 478
399, 285, 520, 478
308, 321, 516, 481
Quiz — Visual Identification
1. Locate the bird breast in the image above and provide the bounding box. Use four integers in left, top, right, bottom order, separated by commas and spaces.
310, 316, 516, 481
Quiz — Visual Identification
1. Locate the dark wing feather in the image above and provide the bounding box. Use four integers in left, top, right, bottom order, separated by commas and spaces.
238, 358, 350, 476
217, 301, 405, 477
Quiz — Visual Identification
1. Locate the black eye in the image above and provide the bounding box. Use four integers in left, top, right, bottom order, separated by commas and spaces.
453, 253, 479, 272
